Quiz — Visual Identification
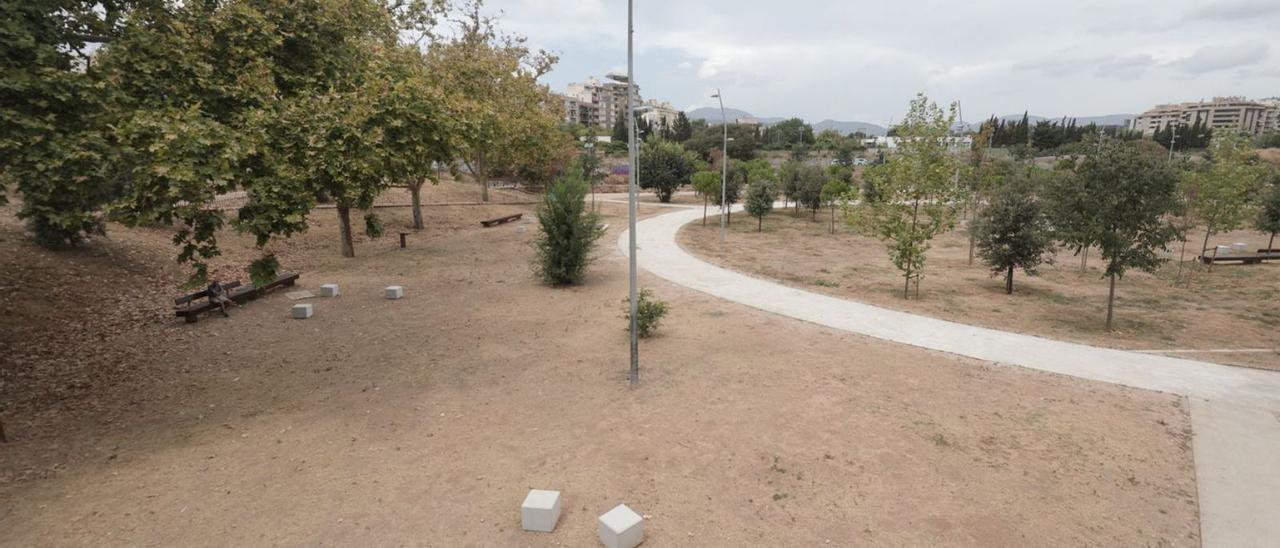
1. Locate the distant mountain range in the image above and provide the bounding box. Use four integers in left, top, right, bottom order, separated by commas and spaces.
685, 107, 889, 136
684, 107, 1134, 136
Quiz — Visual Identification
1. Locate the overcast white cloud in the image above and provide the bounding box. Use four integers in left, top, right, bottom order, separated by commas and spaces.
483, 0, 1280, 123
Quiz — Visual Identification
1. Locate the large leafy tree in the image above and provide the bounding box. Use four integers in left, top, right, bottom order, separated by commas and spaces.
429, 1, 561, 202
852, 94, 968, 298
793, 164, 827, 220
1050, 142, 1180, 330
973, 171, 1055, 294
671, 111, 693, 142
102, 0, 419, 275
0, 0, 140, 248
638, 139, 696, 203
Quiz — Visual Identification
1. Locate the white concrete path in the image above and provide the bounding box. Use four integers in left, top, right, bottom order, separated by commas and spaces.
613, 200, 1280, 547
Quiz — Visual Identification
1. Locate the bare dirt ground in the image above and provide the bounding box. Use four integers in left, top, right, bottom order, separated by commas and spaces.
1, 181, 1198, 546
680, 207, 1280, 370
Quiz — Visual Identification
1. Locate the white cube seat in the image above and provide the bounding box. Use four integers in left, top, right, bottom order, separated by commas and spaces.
521, 489, 561, 532
598, 504, 644, 548
291, 303, 313, 319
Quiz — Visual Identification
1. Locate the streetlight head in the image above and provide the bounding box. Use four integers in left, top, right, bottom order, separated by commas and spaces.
710, 93, 720, 98
606, 72, 630, 83
632, 105, 654, 114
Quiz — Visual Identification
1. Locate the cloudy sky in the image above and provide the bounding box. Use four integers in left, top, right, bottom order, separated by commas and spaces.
480, 0, 1280, 124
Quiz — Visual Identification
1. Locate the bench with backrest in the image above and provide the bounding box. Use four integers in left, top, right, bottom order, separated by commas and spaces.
480, 213, 522, 228
174, 273, 300, 323
1199, 253, 1278, 265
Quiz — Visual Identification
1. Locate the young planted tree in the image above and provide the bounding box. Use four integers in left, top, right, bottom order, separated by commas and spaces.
1050, 142, 1180, 330
690, 170, 721, 226
973, 173, 1055, 294
820, 178, 852, 234
793, 164, 827, 220
710, 165, 744, 224
852, 93, 968, 298
778, 161, 802, 211
1257, 172, 1280, 252
533, 172, 605, 285
744, 179, 777, 231
1182, 133, 1268, 263
638, 139, 696, 203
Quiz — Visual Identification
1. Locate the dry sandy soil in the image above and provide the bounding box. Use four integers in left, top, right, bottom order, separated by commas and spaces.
681, 207, 1280, 371
1, 181, 1198, 546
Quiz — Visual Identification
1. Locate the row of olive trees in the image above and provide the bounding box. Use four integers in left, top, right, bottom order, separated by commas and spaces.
1, 0, 571, 284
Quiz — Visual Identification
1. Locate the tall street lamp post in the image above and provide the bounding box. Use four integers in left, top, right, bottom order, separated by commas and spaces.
606, 1, 639, 387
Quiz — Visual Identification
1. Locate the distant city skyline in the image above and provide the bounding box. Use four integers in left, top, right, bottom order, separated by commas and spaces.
483, 0, 1280, 125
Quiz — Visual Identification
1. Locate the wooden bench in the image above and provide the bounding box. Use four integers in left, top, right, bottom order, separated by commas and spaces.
480, 213, 522, 228
174, 273, 300, 323
1199, 254, 1278, 265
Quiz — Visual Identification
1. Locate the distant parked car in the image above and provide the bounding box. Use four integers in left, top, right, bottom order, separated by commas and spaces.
853, 158, 868, 166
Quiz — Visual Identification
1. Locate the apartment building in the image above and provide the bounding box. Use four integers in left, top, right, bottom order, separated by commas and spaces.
561, 76, 642, 128
640, 100, 680, 129
1130, 97, 1277, 136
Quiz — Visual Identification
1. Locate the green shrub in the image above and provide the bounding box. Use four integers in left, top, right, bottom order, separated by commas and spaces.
533, 172, 604, 285
622, 288, 669, 338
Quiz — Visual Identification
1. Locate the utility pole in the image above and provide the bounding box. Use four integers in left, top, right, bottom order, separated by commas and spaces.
625, 0, 639, 386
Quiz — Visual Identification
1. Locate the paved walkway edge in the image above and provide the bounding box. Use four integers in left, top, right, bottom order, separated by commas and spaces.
618, 203, 1280, 547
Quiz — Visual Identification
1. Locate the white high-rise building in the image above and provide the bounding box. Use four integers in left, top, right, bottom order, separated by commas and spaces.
1130, 97, 1276, 136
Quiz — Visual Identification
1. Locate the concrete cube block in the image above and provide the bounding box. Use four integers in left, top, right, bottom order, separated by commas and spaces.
291, 303, 313, 319
521, 489, 561, 532
320, 284, 340, 298
385, 286, 404, 300
598, 504, 644, 548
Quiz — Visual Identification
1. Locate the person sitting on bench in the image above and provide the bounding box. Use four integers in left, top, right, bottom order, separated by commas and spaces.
208, 280, 239, 317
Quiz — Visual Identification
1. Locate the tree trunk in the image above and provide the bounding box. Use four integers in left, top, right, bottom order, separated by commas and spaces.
905, 199, 921, 299
702, 195, 708, 226
1177, 233, 1187, 280
968, 229, 975, 266
829, 204, 835, 234
410, 181, 424, 230
1080, 247, 1088, 272
1200, 224, 1215, 273
1105, 272, 1117, 331
337, 205, 355, 258
1269, 232, 1276, 252
1005, 265, 1014, 294
476, 153, 489, 203
811, 207, 817, 221
757, 215, 762, 232
0, 418, 7, 443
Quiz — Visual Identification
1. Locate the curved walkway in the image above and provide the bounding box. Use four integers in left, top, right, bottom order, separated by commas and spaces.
613, 200, 1280, 548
